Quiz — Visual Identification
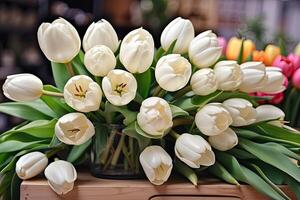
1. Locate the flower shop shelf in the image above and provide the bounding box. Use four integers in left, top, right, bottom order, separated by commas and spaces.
20, 171, 296, 200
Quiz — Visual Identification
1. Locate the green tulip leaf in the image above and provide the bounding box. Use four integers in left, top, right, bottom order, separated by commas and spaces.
174, 159, 198, 186
72, 52, 91, 76
170, 104, 189, 118
67, 139, 92, 163
105, 102, 137, 126
207, 161, 239, 185
51, 62, 71, 90
122, 122, 151, 149
135, 69, 152, 99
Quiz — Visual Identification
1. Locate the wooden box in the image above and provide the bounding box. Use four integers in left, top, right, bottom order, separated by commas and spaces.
21, 172, 296, 200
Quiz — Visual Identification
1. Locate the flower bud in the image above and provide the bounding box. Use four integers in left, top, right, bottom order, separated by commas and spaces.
64, 75, 102, 112
226, 37, 255, 61
175, 133, 215, 168
137, 97, 173, 137
214, 61, 243, 91
218, 37, 227, 55
38, 18, 81, 63
190, 68, 218, 96
195, 103, 232, 136
272, 55, 294, 78
155, 54, 192, 92
84, 45, 116, 77
2, 73, 43, 102
102, 69, 137, 106
239, 62, 267, 93
189, 30, 222, 68
16, 152, 48, 180
44, 160, 77, 195
255, 105, 285, 123
208, 128, 238, 151
295, 42, 300, 56
287, 53, 300, 71
161, 17, 194, 54
259, 67, 286, 94
139, 146, 173, 185
120, 28, 154, 73
264, 44, 280, 66
223, 98, 257, 126
55, 112, 95, 145
83, 19, 119, 52
292, 68, 300, 89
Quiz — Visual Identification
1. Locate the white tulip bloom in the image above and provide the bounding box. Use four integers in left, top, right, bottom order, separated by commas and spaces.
16, 152, 48, 180
208, 128, 238, 151
155, 54, 192, 92
161, 17, 194, 54
38, 18, 81, 63
223, 98, 257, 127
119, 28, 154, 73
259, 67, 286, 94
239, 62, 268, 93
64, 75, 102, 112
44, 160, 77, 195
55, 112, 95, 145
84, 45, 116, 77
139, 146, 173, 185
175, 133, 215, 168
102, 69, 137, 106
255, 105, 285, 123
137, 97, 173, 137
2, 74, 43, 102
214, 61, 243, 91
190, 68, 218, 96
83, 19, 119, 52
189, 30, 222, 68
195, 103, 233, 136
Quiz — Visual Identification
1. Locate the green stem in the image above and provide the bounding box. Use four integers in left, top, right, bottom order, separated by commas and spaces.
94, 76, 102, 85
172, 85, 192, 100
111, 134, 125, 167
122, 142, 134, 169
101, 130, 117, 164
169, 130, 181, 139
42, 90, 64, 97
173, 118, 194, 127
153, 85, 163, 96
65, 62, 75, 76
129, 137, 134, 168
45, 144, 65, 158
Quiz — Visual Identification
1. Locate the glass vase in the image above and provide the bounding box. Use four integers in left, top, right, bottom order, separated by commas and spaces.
90, 124, 142, 179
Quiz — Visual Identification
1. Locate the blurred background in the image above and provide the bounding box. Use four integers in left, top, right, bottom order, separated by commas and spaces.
0, 0, 300, 131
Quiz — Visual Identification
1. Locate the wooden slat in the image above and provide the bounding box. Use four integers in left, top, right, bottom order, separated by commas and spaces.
20, 172, 296, 200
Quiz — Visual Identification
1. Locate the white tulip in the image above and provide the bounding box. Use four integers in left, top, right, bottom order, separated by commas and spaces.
195, 103, 233, 136
16, 152, 48, 180
208, 128, 238, 151
189, 30, 222, 68
190, 68, 218, 96
223, 98, 257, 127
155, 54, 192, 92
83, 19, 119, 52
44, 160, 77, 195
119, 28, 154, 73
137, 97, 173, 137
55, 112, 95, 145
38, 18, 81, 63
214, 60, 243, 91
259, 67, 286, 94
139, 146, 173, 185
239, 62, 268, 93
161, 17, 194, 54
64, 75, 102, 112
2, 73, 43, 102
84, 45, 116, 77
255, 105, 285, 123
102, 69, 137, 106
175, 133, 215, 168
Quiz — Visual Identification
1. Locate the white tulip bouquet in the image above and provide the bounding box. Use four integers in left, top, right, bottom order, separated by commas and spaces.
0, 17, 300, 200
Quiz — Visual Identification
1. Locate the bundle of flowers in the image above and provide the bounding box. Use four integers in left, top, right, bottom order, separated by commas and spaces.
0, 17, 300, 200
219, 36, 300, 127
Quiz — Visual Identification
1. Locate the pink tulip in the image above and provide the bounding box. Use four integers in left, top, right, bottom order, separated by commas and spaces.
256, 92, 284, 105
217, 37, 227, 55
287, 53, 300, 71
292, 68, 300, 89
272, 55, 294, 78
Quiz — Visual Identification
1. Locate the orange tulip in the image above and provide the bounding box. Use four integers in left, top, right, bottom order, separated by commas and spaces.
253, 50, 266, 62
226, 37, 255, 62
264, 44, 280, 66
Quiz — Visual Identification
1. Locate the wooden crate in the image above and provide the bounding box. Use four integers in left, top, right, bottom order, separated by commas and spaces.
21, 172, 296, 200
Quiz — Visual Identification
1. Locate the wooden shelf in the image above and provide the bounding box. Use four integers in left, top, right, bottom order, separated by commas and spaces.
20, 171, 296, 200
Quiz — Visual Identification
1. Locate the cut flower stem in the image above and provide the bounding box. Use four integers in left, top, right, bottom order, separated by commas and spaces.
42, 90, 64, 97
